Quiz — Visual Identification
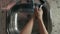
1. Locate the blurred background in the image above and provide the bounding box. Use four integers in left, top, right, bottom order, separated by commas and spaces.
46, 0, 60, 34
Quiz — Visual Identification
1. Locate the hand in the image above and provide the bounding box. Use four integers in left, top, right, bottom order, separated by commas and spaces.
34, 7, 43, 19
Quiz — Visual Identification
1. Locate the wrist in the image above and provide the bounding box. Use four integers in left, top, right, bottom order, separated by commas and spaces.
38, 16, 43, 20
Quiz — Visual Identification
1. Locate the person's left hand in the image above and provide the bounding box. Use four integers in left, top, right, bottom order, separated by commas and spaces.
34, 7, 43, 19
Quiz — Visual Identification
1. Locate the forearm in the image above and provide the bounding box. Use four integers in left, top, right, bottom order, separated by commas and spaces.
38, 17, 48, 34
20, 17, 34, 34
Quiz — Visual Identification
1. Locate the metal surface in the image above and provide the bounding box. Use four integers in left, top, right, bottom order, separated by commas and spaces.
7, 0, 46, 34
8, 13, 19, 34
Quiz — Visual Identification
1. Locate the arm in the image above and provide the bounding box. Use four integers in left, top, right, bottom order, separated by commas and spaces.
38, 17, 48, 34
20, 17, 34, 34
35, 7, 48, 34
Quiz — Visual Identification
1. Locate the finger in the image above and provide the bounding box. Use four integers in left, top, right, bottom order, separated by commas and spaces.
38, 5, 43, 11
34, 8, 38, 17
34, 6, 38, 11
34, 6, 38, 15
